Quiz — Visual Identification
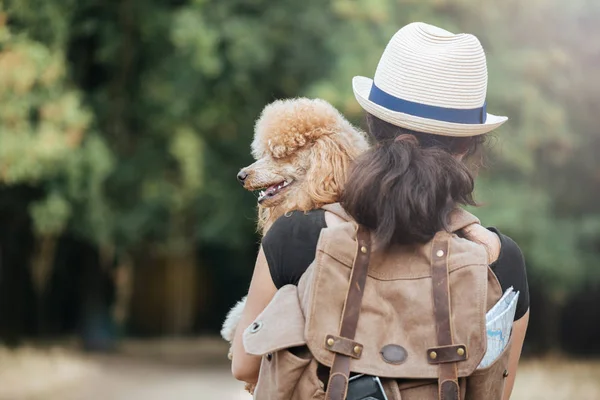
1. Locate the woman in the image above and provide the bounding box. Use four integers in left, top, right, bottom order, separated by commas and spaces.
232, 22, 529, 399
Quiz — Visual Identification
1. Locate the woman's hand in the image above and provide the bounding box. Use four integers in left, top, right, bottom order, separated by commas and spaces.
231, 246, 277, 383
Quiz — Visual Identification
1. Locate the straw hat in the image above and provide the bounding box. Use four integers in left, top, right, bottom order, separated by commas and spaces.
353, 22, 507, 136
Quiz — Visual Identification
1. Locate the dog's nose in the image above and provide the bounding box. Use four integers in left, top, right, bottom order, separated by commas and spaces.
237, 170, 248, 183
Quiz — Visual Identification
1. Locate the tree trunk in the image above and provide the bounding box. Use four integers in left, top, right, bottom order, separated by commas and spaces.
112, 253, 134, 333
30, 235, 57, 336
81, 245, 116, 352
129, 245, 198, 336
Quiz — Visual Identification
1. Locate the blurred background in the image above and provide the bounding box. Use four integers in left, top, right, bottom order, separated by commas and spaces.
0, 0, 599, 399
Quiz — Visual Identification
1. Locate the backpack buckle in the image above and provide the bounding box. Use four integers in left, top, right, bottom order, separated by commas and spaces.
324, 334, 364, 359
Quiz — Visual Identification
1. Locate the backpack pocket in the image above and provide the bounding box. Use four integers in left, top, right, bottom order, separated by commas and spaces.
244, 285, 324, 399
383, 378, 466, 400
465, 336, 512, 400
244, 285, 306, 356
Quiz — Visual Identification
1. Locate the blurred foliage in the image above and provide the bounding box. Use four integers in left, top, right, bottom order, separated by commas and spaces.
1, 0, 599, 338
4, 0, 339, 256
0, 6, 113, 244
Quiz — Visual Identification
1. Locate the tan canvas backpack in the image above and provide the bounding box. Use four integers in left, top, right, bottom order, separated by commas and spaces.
244, 203, 512, 400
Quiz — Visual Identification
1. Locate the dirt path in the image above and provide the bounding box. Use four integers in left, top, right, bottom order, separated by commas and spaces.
4, 339, 600, 400
1, 339, 251, 400
36, 356, 600, 400
34, 354, 250, 400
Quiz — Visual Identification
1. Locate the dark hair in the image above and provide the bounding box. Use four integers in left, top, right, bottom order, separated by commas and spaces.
340, 114, 485, 248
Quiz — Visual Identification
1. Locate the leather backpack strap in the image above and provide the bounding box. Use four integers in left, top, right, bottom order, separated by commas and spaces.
321, 203, 352, 222
325, 225, 371, 400
447, 208, 480, 233
429, 234, 461, 400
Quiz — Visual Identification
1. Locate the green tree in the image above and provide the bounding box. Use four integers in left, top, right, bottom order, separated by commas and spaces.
4, 0, 344, 335
0, 4, 114, 334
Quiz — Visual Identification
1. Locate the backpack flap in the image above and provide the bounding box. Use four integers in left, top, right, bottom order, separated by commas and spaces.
243, 285, 306, 356
302, 224, 495, 380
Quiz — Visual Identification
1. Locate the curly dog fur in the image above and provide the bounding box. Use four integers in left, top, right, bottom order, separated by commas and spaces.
242, 97, 369, 233
221, 98, 368, 348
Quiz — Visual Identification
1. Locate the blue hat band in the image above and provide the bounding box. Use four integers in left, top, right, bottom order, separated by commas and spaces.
368, 83, 487, 124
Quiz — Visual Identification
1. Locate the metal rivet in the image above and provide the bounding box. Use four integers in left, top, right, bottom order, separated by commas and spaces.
353, 345, 362, 355
436, 250, 444, 257
429, 351, 437, 360
266, 353, 273, 361
249, 321, 263, 333
503, 369, 509, 378
457, 348, 465, 356
327, 338, 335, 347
360, 246, 368, 254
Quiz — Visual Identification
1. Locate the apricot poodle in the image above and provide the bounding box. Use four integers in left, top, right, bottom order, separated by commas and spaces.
222, 97, 368, 358
237, 97, 369, 234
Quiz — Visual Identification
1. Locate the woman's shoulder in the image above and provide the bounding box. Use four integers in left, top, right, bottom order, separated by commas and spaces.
461, 223, 501, 264
461, 223, 529, 320
486, 227, 527, 280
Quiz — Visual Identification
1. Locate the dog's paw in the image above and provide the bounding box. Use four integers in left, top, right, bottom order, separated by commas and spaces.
220, 296, 248, 343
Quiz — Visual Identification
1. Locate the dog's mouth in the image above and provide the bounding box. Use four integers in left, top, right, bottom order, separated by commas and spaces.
256, 180, 293, 204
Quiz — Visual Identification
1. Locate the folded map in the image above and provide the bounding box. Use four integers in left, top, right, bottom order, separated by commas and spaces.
477, 287, 519, 369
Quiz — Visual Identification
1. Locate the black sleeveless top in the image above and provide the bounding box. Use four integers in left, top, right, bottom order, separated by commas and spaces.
262, 209, 529, 321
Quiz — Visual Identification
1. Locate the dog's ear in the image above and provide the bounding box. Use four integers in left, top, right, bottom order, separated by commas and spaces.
257, 205, 270, 235
304, 134, 355, 207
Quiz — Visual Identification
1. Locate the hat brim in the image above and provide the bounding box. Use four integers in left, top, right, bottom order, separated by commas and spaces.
353, 76, 507, 137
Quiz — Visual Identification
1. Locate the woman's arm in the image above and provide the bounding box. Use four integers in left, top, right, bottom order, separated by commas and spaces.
231, 246, 277, 383
461, 224, 530, 399
503, 310, 529, 400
